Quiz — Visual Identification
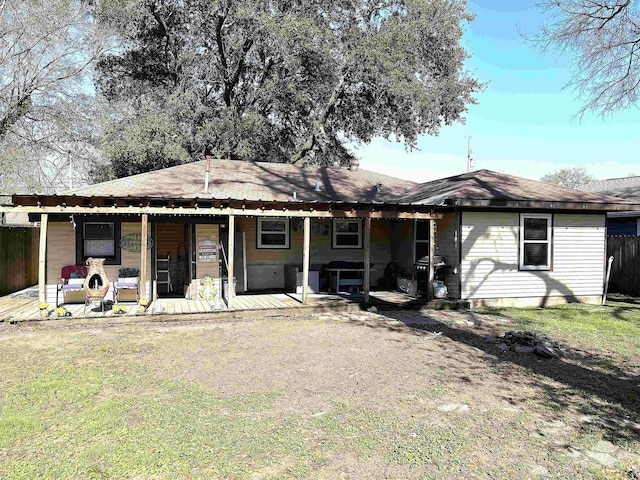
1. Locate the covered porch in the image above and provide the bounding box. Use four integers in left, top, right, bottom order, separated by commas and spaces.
0, 287, 433, 322
2, 194, 446, 312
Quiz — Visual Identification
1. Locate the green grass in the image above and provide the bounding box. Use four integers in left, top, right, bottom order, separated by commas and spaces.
0, 360, 314, 479
0, 359, 482, 479
477, 294, 640, 366
1, 308, 637, 479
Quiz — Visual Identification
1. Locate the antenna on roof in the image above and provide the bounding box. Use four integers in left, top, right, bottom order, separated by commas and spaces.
467, 137, 474, 173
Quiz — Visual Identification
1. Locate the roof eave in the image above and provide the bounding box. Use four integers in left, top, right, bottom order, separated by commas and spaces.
451, 198, 640, 211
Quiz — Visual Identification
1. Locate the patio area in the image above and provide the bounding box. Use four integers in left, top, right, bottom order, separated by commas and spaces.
0, 287, 428, 322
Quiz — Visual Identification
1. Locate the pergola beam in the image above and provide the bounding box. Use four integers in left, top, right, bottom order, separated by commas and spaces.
140, 214, 149, 303
302, 217, 310, 304
0, 205, 442, 220
428, 219, 435, 302
227, 215, 235, 308
38, 214, 48, 303
363, 217, 371, 303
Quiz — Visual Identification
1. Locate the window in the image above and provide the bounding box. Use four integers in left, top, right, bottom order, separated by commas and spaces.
332, 219, 362, 249
520, 214, 552, 270
84, 222, 115, 256
257, 218, 290, 249
76, 218, 121, 265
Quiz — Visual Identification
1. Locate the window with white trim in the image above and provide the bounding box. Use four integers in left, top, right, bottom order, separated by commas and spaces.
519, 214, 552, 270
332, 219, 362, 248
257, 218, 290, 249
84, 222, 116, 257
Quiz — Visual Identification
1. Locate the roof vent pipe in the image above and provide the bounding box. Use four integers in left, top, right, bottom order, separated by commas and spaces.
314, 181, 321, 192
204, 155, 211, 193
349, 158, 359, 172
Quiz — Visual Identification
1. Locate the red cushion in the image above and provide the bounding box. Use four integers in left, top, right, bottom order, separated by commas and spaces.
61, 265, 87, 279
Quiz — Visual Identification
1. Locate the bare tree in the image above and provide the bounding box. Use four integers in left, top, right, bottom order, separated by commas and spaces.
540, 166, 595, 188
0, 0, 108, 193
535, 0, 640, 115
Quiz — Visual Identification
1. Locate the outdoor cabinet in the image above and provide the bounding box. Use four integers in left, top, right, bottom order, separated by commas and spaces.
284, 265, 320, 294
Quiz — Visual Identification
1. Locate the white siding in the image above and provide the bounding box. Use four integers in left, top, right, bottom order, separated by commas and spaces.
461, 212, 605, 300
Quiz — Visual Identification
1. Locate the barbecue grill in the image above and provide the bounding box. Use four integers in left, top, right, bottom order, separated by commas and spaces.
414, 255, 446, 272
413, 255, 447, 296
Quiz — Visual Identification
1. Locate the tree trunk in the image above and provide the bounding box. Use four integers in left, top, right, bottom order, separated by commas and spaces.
289, 72, 346, 165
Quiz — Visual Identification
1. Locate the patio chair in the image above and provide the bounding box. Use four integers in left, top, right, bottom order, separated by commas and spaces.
56, 265, 88, 307
114, 267, 140, 304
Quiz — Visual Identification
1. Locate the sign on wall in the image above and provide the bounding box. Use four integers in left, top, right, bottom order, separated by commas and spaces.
198, 239, 218, 262
119, 233, 154, 252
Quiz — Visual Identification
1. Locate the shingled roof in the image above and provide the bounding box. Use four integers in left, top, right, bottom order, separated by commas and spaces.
403, 169, 633, 208
582, 176, 640, 201
8, 161, 637, 212
67, 159, 416, 204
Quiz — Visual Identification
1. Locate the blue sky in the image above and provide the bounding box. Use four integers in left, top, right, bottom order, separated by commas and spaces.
356, 0, 640, 182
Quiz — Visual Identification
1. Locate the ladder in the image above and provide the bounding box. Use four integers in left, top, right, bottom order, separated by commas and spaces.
156, 253, 173, 293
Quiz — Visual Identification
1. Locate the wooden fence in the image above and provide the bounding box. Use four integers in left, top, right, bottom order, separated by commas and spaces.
0, 226, 39, 296
607, 235, 640, 296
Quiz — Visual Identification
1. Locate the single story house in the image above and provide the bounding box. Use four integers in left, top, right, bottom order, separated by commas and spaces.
0, 159, 635, 309
582, 176, 640, 235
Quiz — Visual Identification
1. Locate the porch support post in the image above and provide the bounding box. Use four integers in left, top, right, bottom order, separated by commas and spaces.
428, 219, 435, 301
363, 216, 371, 303
227, 214, 235, 308
140, 214, 148, 302
38, 214, 48, 303
302, 216, 310, 304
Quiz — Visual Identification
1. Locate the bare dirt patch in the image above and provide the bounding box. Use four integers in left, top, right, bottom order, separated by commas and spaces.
1, 308, 638, 479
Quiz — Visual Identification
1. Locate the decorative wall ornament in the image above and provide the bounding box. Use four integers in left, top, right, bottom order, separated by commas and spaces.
119, 233, 154, 252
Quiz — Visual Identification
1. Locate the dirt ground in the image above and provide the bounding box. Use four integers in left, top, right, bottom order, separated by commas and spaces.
1, 308, 639, 479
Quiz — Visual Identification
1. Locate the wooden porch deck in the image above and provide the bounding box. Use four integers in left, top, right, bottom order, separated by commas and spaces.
0, 287, 425, 323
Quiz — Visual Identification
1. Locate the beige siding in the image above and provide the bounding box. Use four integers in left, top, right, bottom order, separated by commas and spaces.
391, 219, 414, 272
45, 220, 153, 304
461, 212, 605, 302
237, 217, 393, 290
116, 222, 153, 300
156, 223, 185, 259
45, 221, 76, 302
386, 216, 461, 296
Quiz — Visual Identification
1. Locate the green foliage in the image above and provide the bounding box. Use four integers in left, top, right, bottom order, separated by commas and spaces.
540, 166, 595, 189
96, 112, 191, 181
93, 0, 482, 176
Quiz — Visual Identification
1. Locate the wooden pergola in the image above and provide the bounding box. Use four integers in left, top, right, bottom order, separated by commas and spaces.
1, 195, 443, 308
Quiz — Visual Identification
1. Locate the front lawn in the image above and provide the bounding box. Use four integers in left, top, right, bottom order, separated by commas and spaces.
1, 304, 638, 479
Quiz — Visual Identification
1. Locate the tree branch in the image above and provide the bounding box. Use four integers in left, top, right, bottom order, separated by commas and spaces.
148, 0, 178, 85
0, 93, 32, 140
225, 38, 253, 108
290, 71, 347, 164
